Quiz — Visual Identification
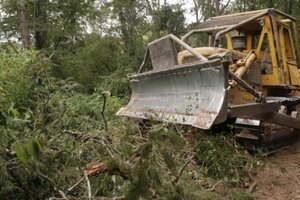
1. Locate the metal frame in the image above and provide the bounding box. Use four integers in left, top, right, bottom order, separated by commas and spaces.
181, 8, 300, 54
213, 10, 270, 46
138, 34, 207, 73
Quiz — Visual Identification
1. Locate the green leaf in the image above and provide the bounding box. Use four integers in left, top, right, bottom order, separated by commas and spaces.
15, 145, 29, 164
26, 139, 42, 159
11, 109, 19, 118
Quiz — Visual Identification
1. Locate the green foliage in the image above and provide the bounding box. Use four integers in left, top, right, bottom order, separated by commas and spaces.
153, 5, 186, 37
53, 34, 126, 90
1, 0, 97, 49
0, 49, 264, 199
99, 72, 132, 99
195, 134, 263, 183
0, 51, 36, 108
14, 138, 42, 165
0, 49, 127, 199
125, 123, 187, 200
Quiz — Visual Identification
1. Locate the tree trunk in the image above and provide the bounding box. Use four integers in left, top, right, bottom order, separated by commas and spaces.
214, 0, 221, 16
214, 0, 230, 16
34, 0, 47, 49
280, 0, 292, 14
267, 0, 273, 8
127, 0, 137, 57
288, 0, 293, 14
17, 0, 31, 49
118, 0, 137, 58
192, 0, 200, 23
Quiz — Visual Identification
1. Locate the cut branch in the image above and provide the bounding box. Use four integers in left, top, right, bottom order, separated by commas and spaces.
84, 172, 92, 200
172, 155, 194, 184
101, 91, 111, 132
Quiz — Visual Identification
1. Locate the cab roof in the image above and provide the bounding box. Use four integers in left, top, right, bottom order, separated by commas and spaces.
197, 8, 296, 31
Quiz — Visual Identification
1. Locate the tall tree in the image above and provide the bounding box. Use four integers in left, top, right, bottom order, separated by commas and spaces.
33, 0, 48, 49
114, 0, 138, 57
280, 0, 293, 14
152, 5, 186, 37
17, 0, 31, 49
192, 0, 231, 22
0, 0, 97, 50
214, 0, 231, 15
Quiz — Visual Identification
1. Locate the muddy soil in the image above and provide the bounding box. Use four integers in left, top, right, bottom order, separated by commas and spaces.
254, 140, 300, 200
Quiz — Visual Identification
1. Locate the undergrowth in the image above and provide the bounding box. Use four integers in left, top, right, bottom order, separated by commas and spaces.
0, 50, 264, 199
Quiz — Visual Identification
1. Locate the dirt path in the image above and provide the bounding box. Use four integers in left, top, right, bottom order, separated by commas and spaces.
254, 140, 300, 200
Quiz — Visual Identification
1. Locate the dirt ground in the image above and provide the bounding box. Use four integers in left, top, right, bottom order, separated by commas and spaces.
254, 140, 300, 200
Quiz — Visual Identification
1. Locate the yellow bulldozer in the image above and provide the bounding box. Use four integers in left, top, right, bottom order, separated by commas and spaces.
117, 8, 300, 151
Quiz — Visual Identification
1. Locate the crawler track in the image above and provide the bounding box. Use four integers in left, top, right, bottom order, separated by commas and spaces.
235, 121, 299, 154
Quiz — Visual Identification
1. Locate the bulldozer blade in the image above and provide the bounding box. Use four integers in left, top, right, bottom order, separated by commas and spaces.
117, 59, 229, 129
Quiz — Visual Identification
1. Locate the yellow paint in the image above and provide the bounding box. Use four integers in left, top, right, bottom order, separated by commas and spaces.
208, 35, 212, 47
288, 61, 300, 86
279, 26, 291, 85
227, 15, 300, 103
246, 34, 252, 51
225, 33, 233, 50
257, 16, 283, 85
176, 12, 300, 105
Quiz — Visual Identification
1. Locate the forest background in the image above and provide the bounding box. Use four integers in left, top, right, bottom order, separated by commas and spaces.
0, 0, 299, 199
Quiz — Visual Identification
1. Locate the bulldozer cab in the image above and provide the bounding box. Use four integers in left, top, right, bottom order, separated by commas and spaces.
181, 9, 300, 86
118, 8, 300, 129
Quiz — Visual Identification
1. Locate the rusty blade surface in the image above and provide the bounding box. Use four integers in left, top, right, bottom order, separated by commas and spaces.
117, 59, 228, 129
